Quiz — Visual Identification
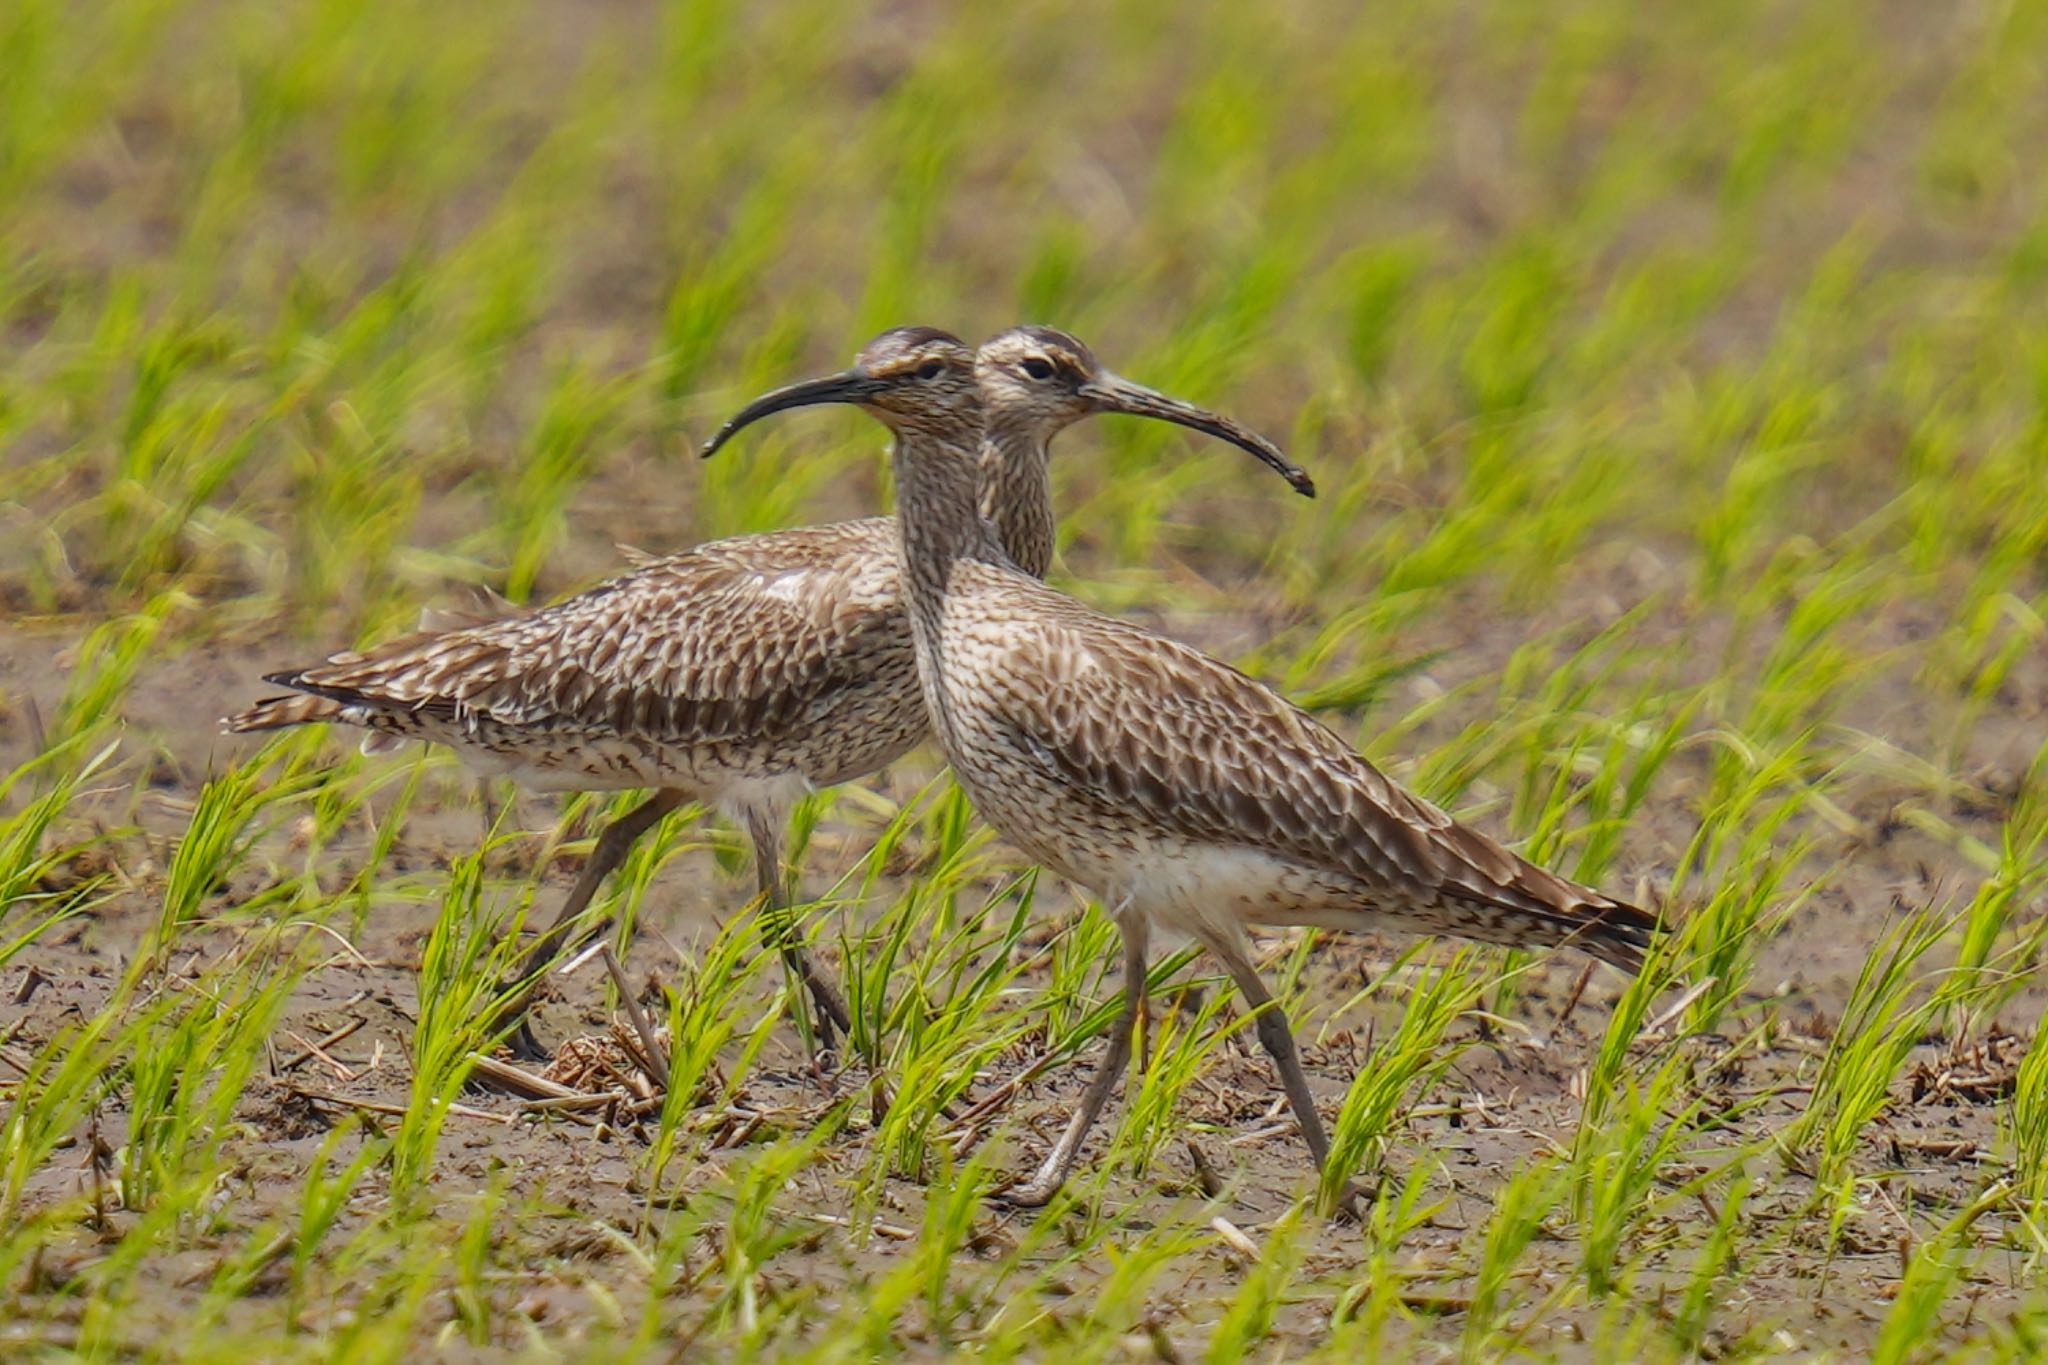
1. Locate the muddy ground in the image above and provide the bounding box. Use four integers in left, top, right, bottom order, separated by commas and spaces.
3, 503, 2042, 1357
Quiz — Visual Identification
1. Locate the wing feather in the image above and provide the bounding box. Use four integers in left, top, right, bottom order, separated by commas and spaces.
268, 518, 905, 749
990, 594, 1656, 957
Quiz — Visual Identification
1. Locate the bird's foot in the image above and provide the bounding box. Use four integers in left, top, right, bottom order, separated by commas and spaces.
990, 1180, 1058, 1210
990, 1162, 1072, 1210
504, 1015, 554, 1065
1323, 1178, 1372, 1224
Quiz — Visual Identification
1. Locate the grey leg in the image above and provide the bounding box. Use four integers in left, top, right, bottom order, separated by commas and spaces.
1205, 933, 1360, 1213
744, 808, 852, 1052
478, 781, 501, 846
1001, 918, 1150, 1208
498, 789, 687, 1048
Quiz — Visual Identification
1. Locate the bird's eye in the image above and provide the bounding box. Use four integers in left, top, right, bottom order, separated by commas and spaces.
916, 360, 944, 379
1021, 357, 1056, 381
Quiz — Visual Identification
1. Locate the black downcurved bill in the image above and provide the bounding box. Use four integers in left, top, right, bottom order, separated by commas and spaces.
701, 370, 887, 459
1077, 376, 1315, 498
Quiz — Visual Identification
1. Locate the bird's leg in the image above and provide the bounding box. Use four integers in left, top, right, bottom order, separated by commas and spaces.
478, 778, 505, 847
745, 809, 852, 1056
1001, 918, 1150, 1208
497, 789, 687, 1056
1207, 933, 1364, 1216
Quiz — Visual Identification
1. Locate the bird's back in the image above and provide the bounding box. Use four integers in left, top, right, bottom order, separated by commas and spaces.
227, 517, 928, 795
922, 559, 1656, 969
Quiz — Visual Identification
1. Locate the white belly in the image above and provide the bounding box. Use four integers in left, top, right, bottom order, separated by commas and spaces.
1050, 835, 1341, 950
443, 739, 814, 823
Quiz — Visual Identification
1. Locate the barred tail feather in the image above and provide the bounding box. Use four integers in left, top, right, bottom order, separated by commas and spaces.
1541, 896, 1660, 972
1385, 892, 1659, 974
220, 689, 411, 756
220, 692, 346, 735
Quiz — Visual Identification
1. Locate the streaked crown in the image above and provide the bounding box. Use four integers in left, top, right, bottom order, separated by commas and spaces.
977, 325, 1100, 382
974, 324, 1105, 430
849, 326, 981, 433
856, 326, 974, 378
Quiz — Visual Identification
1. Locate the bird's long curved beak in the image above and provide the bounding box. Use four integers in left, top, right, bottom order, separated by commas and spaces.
1076, 375, 1315, 497
701, 370, 889, 459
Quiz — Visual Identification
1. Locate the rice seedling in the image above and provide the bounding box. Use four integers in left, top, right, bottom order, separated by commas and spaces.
1323, 1159, 1447, 1351
1101, 967, 1241, 1188
859, 885, 1038, 1185
388, 848, 525, 1197
644, 912, 785, 1200
0, 737, 119, 944
1569, 1045, 1764, 1303
6, 0, 2048, 1353
1315, 946, 1486, 1216
1460, 1155, 1569, 1361
152, 749, 322, 948
284, 1121, 393, 1324
1780, 907, 1954, 1202
1872, 1179, 2014, 1365
1671, 1167, 1753, 1356
2007, 1026, 2048, 1236
115, 937, 304, 1211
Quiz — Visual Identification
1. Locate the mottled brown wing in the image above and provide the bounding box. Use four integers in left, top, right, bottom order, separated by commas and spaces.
998, 596, 1656, 951
274, 520, 902, 747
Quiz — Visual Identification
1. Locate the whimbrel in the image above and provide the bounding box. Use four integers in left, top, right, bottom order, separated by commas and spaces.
223, 325, 1307, 1053
704, 329, 1658, 1205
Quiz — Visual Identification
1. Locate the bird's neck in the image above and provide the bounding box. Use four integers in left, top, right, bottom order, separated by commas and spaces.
894, 429, 1006, 601
977, 422, 1054, 580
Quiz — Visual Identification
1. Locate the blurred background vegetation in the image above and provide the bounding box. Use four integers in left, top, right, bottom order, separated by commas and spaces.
8, 0, 2048, 1355
5, 0, 2044, 652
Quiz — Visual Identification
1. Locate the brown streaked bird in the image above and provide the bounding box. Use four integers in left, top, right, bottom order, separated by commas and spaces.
704, 331, 1658, 1207
223, 324, 1308, 1054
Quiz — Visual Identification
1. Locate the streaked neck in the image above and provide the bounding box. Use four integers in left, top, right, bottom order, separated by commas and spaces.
895, 430, 1005, 589
977, 422, 1055, 580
